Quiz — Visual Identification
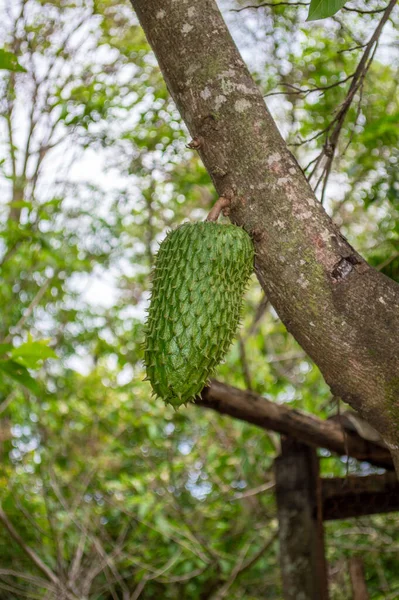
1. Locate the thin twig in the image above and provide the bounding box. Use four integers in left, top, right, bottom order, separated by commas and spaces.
376, 251, 399, 271
338, 43, 368, 54
232, 1, 308, 12
3, 275, 54, 343
238, 335, 253, 391
231, 480, 275, 501
343, 4, 387, 14
265, 73, 355, 99
0, 393, 14, 415
210, 531, 278, 599
0, 504, 60, 588
245, 294, 269, 339
307, 0, 397, 193
129, 553, 181, 600
232, 0, 388, 14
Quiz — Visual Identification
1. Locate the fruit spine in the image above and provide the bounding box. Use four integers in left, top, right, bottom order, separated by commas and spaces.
144, 222, 254, 407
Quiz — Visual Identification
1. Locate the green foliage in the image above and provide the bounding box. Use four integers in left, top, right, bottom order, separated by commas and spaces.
0, 338, 55, 394
145, 223, 254, 405
10, 336, 57, 370
307, 0, 347, 21
0, 358, 40, 394
0, 49, 26, 72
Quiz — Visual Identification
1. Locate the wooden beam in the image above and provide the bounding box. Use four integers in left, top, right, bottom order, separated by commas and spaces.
198, 381, 393, 469
274, 438, 329, 600
322, 472, 399, 520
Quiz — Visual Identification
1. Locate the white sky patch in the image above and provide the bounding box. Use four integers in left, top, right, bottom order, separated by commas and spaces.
117, 364, 134, 386
82, 275, 119, 309
65, 354, 93, 376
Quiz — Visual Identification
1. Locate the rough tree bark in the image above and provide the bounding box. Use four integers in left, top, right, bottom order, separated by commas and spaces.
129, 0, 399, 472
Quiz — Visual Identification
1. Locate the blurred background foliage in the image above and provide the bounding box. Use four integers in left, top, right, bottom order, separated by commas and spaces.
0, 0, 398, 598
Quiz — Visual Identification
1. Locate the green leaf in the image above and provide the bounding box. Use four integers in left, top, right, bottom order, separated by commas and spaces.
8, 201, 33, 211
0, 49, 26, 73
0, 360, 40, 394
11, 337, 57, 370
307, 0, 347, 21
0, 344, 13, 357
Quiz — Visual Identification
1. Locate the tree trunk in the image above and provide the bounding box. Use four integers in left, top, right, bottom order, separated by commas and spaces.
129, 0, 399, 472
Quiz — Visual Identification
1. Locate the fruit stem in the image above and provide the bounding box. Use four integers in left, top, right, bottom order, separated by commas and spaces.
206, 196, 231, 222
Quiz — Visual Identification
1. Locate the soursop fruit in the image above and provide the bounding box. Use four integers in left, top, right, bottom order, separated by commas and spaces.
144, 222, 254, 407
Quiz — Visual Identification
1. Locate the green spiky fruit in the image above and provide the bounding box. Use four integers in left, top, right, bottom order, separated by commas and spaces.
144, 221, 254, 407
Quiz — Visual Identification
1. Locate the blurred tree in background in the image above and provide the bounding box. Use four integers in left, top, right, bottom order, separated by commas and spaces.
0, 0, 398, 598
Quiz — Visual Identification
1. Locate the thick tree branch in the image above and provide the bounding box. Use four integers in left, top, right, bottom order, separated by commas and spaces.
130, 0, 399, 472
198, 380, 393, 470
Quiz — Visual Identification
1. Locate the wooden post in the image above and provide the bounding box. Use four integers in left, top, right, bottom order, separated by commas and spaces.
274, 437, 329, 600
349, 557, 369, 600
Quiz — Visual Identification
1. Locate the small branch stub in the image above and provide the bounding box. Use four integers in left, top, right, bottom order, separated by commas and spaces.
186, 136, 202, 149
206, 196, 231, 222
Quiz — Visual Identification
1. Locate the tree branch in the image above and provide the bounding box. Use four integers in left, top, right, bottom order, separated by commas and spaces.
129, 0, 399, 472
